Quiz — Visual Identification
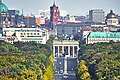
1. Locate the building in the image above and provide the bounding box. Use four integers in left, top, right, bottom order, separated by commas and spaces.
39, 10, 50, 24
8, 10, 21, 26
0, 0, 10, 27
24, 15, 36, 27
39, 10, 50, 18
56, 23, 91, 36
105, 10, 119, 26
36, 17, 40, 26
65, 15, 80, 23
86, 10, 120, 44
2, 28, 49, 44
59, 10, 68, 17
50, 2, 59, 29
87, 32, 120, 44
53, 40, 79, 80
0, 0, 38, 28
117, 15, 120, 24
53, 40, 79, 58
89, 9, 105, 23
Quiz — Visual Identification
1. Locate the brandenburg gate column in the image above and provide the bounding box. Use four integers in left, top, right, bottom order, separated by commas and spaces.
77, 46, 79, 54
68, 46, 70, 57
58, 46, 59, 57
62, 46, 64, 54
73, 46, 75, 57
53, 46, 55, 57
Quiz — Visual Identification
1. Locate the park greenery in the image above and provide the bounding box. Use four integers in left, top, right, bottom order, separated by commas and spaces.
1, 35, 120, 80
0, 36, 54, 80
76, 42, 120, 80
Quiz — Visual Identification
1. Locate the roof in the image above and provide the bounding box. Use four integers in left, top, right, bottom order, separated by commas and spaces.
0, 1, 8, 13
106, 10, 117, 19
88, 32, 120, 38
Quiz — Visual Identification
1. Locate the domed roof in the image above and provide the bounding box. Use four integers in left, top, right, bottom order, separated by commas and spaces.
0, 0, 8, 13
106, 10, 117, 19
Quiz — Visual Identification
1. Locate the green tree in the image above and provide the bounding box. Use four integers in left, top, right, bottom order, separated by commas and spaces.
76, 60, 91, 80
20, 69, 37, 80
43, 54, 54, 80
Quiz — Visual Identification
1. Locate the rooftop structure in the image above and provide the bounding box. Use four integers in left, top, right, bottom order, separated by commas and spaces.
0, 0, 10, 27
0, 0, 8, 13
88, 32, 120, 38
87, 32, 120, 44
105, 10, 119, 26
106, 10, 117, 19
50, 1, 59, 29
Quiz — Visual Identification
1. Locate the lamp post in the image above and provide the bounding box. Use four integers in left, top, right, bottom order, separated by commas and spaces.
63, 73, 68, 80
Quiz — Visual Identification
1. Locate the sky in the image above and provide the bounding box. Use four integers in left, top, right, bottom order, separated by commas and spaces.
3, 0, 120, 16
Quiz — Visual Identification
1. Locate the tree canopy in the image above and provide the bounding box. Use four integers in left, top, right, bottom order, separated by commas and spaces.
77, 42, 120, 80
0, 39, 54, 80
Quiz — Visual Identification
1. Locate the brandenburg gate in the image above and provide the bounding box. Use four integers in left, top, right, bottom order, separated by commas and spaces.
53, 40, 79, 80
53, 40, 79, 58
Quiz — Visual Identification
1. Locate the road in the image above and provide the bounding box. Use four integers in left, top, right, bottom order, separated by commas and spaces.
54, 57, 78, 80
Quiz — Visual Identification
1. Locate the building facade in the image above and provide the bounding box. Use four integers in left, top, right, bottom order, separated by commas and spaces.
87, 32, 120, 44
0, 0, 10, 27
105, 10, 118, 26
2, 28, 49, 44
24, 15, 36, 27
56, 24, 90, 36
53, 40, 79, 80
50, 2, 59, 29
84, 10, 120, 44
89, 9, 105, 23
8, 10, 20, 26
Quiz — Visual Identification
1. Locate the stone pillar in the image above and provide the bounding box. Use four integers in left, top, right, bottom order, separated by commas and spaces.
58, 46, 59, 57
77, 46, 79, 54
53, 46, 55, 57
68, 46, 70, 57
62, 46, 64, 54
73, 46, 74, 57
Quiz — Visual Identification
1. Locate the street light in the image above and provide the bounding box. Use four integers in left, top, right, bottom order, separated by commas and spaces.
63, 73, 68, 80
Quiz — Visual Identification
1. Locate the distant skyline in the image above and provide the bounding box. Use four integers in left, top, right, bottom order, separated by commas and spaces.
3, 0, 120, 16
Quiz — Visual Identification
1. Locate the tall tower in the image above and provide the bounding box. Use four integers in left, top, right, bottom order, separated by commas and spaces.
50, 1, 59, 29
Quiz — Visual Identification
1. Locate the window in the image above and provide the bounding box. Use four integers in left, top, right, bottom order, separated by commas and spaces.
42, 34, 45, 36
20, 36, 24, 37
34, 33, 36, 35
37, 33, 39, 35
21, 33, 23, 35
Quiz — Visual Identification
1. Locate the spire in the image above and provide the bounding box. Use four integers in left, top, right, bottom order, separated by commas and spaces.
0, 0, 2, 3
22, 8, 23, 15
110, 10, 113, 13
53, 0, 56, 6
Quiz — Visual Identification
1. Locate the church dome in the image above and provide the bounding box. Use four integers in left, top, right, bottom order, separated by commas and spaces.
106, 10, 117, 19
0, 1, 8, 13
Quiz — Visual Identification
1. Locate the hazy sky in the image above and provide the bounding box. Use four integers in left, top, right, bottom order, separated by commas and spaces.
3, 0, 120, 16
